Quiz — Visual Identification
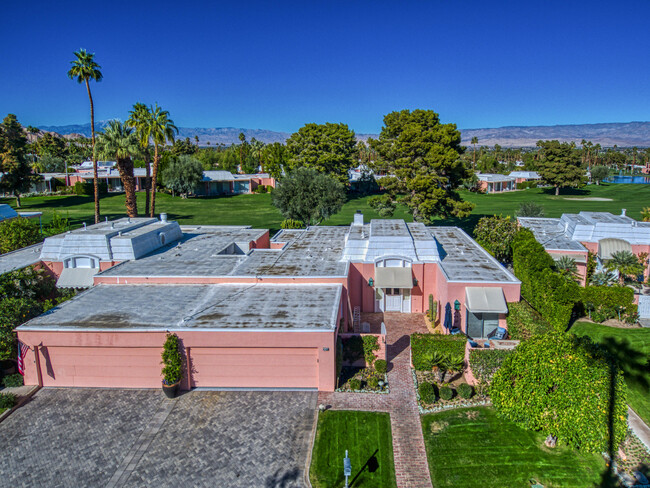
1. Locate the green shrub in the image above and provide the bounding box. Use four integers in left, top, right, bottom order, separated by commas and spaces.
516, 181, 538, 190
73, 181, 108, 196
473, 215, 519, 262
280, 219, 304, 229
506, 301, 553, 340
457, 383, 473, 399
0, 393, 16, 409
411, 334, 466, 371
469, 349, 513, 394
367, 377, 379, 389
1, 373, 23, 387
419, 382, 436, 404
374, 359, 387, 374
362, 335, 380, 366
161, 333, 183, 385
439, 385, 454, 401
0, 218, 41, 254
348, 378, 362, 390
254, 185, 269, 193
582, 285, 637, 324
490, 331, 627, 453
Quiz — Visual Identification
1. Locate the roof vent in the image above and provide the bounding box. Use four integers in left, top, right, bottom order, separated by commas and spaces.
621, 208, 626, 216
111, 222, 115, 229
353, 211, 364, 226
160, 213, 168, 223
83, 223, 87, 231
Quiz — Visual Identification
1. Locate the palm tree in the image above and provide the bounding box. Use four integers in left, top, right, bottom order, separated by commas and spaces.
126, 103, 153, 215
194, 135, 199, 147
605, 251, 644, 285
148, 104, 178, 217
250, 138, 265, 172
555, 256, 578, 281
641, 207, 650, 222
471, 136, 478, 170
95, 121, 140, 217
67, 49, 103, 223
590, 270, 617, 287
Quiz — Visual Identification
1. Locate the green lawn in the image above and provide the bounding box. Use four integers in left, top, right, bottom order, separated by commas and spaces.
2, 182, 648, 235
572, 321, 650, 425
309, 410, 396, 488
422, 407, 607, 488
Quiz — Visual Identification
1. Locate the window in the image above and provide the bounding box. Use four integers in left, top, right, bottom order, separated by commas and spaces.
466, 312, 499, 339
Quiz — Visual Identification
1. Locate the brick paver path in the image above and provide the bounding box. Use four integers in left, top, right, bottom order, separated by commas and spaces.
318, 313, 432, 488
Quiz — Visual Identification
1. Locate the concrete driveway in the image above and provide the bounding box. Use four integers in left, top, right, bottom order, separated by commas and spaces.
0, 388, 317, 488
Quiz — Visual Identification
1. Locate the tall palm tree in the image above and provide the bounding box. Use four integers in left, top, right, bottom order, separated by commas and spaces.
250, 138, 265, 172
471, 136, 478, 170
606, 251, 644, 285
126, 102, 153, 215
67, 49, 103, 223
95, 121, 140, 217
148, 104, 178, 217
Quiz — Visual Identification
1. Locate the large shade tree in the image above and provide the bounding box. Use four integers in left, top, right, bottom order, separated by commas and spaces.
0, 114, 34, 207
536, 140, 585, 195
286, 122, 357, 184
369, 109, 473, 221
95, 121, 140, 217
67, 49, 103, 223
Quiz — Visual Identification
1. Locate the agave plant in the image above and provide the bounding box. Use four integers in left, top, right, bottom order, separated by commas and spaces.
554, 256, 578, 281
590, 270, 617, 287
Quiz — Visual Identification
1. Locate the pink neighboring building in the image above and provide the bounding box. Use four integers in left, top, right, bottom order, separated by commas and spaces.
476, 173, 516, 193
17, 213, 520, 392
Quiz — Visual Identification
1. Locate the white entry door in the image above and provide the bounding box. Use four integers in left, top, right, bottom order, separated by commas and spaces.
385, 288, 402, 312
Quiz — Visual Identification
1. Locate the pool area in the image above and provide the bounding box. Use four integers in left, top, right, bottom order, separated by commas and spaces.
605, 175, 650, 184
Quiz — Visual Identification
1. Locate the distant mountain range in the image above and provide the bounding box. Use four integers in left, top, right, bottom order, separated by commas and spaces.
37, 121, 650, 148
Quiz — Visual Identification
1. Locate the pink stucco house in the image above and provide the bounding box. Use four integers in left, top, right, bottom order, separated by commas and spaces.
17, 212, 520, 392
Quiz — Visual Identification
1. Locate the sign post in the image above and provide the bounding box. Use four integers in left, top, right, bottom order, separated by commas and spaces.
344, 450, 351, 488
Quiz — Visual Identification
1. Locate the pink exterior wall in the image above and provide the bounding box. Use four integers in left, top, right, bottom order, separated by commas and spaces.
42, 260, 121, 279
547, 250, 589, 286
253, 231, 270, 249
577, 241, 650, 281
18, 328, 337, 391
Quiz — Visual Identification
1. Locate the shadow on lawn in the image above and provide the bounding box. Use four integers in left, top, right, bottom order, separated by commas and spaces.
596, 335, 650, 487
348, 449, 380, 488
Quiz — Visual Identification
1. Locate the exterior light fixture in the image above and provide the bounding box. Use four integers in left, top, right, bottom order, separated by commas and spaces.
454, 299, 461, 311
413, 278, 418, 286
368, 278, 374, 287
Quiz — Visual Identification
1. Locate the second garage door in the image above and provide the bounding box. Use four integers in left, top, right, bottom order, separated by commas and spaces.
190, 347, 319, 389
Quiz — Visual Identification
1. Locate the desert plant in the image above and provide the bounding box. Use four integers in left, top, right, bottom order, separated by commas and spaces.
439, 385, 454, 401
428, 295, 437, 323
419, 381, 436, 404
374, 359, 387, 374
1, 373, 23, 388
516, 201, 545, 217
367, 376, 379, 389
457, 383, 473, 399
348, 378, 362, 391
161, 333, 183, 385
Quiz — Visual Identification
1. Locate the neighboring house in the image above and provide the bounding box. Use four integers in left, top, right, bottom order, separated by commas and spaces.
68, 168, 150, 192
509, 171, 541, 184
476, 173, 516, 193
17, 213, 520, 391
194, 171, 275, 196
518, 210, 650, 286
74, 160, 116, 173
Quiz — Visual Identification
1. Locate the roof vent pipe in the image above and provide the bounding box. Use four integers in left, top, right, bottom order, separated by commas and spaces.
111, 222, 115, 229
160, 213, 168, 223
353, 211, 363, 226
83, 223, 87, 231
621, 208, 626, 216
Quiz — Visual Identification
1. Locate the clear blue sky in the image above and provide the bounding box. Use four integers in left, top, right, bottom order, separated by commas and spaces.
1, 0, 648, 133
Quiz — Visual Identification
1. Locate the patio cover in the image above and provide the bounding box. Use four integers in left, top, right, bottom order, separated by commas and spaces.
551, 253, 588, 264
465, 287, 508, 314
374, 267, 413, 289
598, 238, 632, 260
56, 268, 98, 288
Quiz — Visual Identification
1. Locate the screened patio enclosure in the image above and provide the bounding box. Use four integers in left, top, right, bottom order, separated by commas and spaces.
465, 287, 508, 338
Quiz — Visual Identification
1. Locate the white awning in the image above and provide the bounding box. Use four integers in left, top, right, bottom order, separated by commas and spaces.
598, 238, 632, 260
56, 268, 98, 288
465, 287, 508, 314
374, 267, 413, 289
550, 253, 588, 264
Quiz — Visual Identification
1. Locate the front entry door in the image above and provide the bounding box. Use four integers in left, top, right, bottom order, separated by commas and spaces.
385, 288, 402, 312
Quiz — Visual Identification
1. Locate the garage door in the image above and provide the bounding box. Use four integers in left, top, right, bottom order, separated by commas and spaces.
38, 346, 161, 388
190, 347, 318, 389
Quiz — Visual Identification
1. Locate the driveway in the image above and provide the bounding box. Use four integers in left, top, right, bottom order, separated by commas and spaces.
0, 388, 317, 488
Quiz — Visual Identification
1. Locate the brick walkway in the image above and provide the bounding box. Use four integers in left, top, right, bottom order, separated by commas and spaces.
318, 313, 432, 488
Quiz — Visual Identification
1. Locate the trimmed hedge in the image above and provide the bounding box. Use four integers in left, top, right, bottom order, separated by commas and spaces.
516, 181, 538, 190
419, 382, 436, 404
374, 359, 387, 374
490, 331, 627, 453
439, 385, 454, 401
469, 348, 513, 394
411, 334, 466, 372
506, 301, 553, 340
582, 285, 638, 324
512, 229, 582, 331
73, 181, 108, 196
457, 383, 473, 399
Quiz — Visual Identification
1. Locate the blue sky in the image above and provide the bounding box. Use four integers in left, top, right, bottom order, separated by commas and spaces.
1, 0, 648, 133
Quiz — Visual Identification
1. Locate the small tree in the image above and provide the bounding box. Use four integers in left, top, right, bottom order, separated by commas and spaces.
516, 201, 545, 218
161, 333, 183, 385
0, 218, 41, 254
590, 165, 609, 185
605, 250, 644, 285
490, 332, 627, 453
0, 114, 34, 207
368, 194, 396, 217
473, 215, 518, 262
162, 155, 204, 197
536, 140, 585, 195
271, 167, 345, 225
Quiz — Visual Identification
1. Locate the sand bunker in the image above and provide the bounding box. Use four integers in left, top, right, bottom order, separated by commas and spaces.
563, 197, 613, 201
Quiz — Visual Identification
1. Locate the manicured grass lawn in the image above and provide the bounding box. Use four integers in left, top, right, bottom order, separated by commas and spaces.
309, 410, 396, 488
3, 182, 648, 235
422, 407, 607, 488
572, 321, 650, 425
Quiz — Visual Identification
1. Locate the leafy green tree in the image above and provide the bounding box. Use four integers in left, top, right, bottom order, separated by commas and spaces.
369, 109, 473, 221
605, 251, 644, 285
34, 133, 67, 159
162, 155, 204, 197
642, 207, 650, 222
126, 102, 153, 215
96, 121, 140, 217
271, 167, 345, 225
536, 140, 585, 195
516, 201, 545, 217
45, 211, 70, 237
67, 49, 103, 223
262, 142, 288, 179
590, 165, 609, 185
368, 194, 396, 217
0, 114, 35, 207
491, 332, 627, 453
0, 218, 41, 253
34, 154, 66, 173
286, 122, 356, 184
170, 137, 197, 156
473, 215, 518, 262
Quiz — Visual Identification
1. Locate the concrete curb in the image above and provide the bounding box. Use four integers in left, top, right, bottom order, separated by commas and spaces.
303, 406, 320, 488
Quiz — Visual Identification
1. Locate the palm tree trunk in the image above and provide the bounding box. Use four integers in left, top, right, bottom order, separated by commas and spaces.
116, 157, 138, 217
150, 144, 159, 217
555, 186, 559, 196
86, 79, 100, 223
144, 152, 151, 215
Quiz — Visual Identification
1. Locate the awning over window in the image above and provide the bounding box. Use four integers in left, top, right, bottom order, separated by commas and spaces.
598, 238, 632, 260
550, 253, 588, 264
56, 268, 98, 288
374, 267, 413, 289
465, 287, 508, 314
